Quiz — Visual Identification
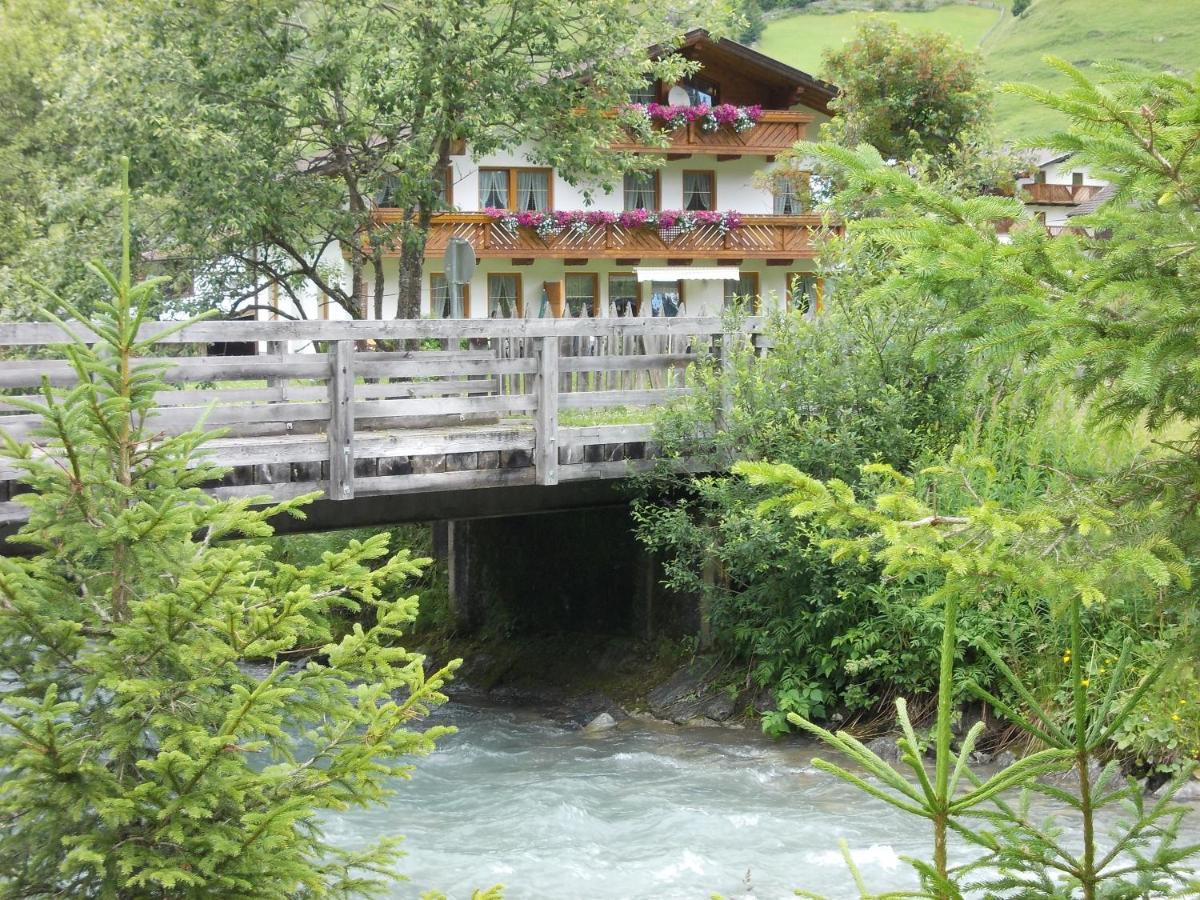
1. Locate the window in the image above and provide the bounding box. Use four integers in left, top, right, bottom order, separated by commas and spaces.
487, 274, 522, 318
623, 172, 659, 211
683, 170, 715, 211
1035, 211, 1047, 225
772, 176, 806, 215
645, 280, 684, 317
680, 75, 718, 106
608, 273, 640, 316
1072, 171, 1084, 187
377, 168, 452, 208
479, 169, 508, 209
431, 273, 470, 318
516, 170, 549, 212
564, 273, 598, 317
723, 273, 760, 311
630, 77, 657, 105
787, 273, 822, 314
478, 167, 552, 211
1034, 170, 1047, 185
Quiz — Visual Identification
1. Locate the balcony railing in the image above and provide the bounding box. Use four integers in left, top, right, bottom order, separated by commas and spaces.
609, 110, 812, 157
371, 212, 828, 260
1021, 183, 1104, 205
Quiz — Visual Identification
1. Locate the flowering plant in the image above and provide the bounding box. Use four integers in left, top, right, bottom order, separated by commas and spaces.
486, 206, 744, 237
627, 102, 763, 134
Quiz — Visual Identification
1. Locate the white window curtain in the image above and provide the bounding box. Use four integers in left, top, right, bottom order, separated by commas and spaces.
489, 276, 517, 318
723, 277, 757, 304
609, 274, 639, 316
623, 173, 656, 211
791, 275, 819, 314
683, 172, 712, 211
564, 275, 595, 317
773, 179, 802, 215
432, 275, 451, 318
480, 170, 508, 209
517, 171, 549, 212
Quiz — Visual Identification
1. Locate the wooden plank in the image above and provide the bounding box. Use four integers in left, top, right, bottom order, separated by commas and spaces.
558, 353, 695, 373
327, 341, 355, 501
355, 356, 536, 378
191, 426, 536, 468
0, 316, 763, 345
210, 466, 538, 502
559, 423, 654, 446
533, 336, 559, 486
557, 388, 689, 410
0, 354, 328, 388
353, 394, 535, 419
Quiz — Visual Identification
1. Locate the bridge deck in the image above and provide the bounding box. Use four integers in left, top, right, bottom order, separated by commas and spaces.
0, 317, 763, 527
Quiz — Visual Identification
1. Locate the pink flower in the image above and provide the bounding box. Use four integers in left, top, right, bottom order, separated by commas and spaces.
584, 210, 617, 227
515, 210, 545, 227
657, 209, 681, 229
617, 208, 653, 228
483, 207, 507, 219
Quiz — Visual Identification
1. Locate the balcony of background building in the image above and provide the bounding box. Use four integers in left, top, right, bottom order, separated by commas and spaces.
369, 211, 827, 261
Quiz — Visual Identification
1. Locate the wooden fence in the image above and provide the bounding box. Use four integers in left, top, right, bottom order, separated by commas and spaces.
0, 317, 765, 521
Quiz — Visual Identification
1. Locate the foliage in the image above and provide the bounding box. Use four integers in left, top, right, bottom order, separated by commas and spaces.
0, 174, 459, 897
736, 457, 1200, 899
820, 17, 993, 164
634, 274, 976, 732
1012, 0, 1031, 15
4, 0, 734, 322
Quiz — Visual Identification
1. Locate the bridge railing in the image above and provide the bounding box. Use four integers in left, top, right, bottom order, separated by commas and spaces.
0, 317, 766, 516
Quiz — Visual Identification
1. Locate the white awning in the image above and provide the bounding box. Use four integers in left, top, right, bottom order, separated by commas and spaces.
635, 266, 740, 283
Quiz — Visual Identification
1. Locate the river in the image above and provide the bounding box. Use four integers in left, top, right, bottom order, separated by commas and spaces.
321, 699, 1200, 899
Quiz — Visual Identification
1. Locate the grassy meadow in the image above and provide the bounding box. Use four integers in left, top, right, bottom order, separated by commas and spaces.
758, 0, 1200, 139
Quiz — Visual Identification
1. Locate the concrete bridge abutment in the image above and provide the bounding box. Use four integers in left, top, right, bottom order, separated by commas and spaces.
442, 506, 694, 639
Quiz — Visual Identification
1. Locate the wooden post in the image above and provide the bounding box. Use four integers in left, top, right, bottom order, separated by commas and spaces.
533, 335, 559, 485
715, 331, 735, 432
266, 340, 288, 402
327, 340, 355, 500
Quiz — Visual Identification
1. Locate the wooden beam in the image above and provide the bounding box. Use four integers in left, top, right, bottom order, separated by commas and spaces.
667, 258, 692, 267
615, 258, 641, 266
716, 154, 741, 161
563, 258, 588, 266
511, 258, 535, 266
533, 336, 559, 485
667, 153, 692, 160
723, 258, 743, 266
766, 259, 795, 266
327, 340, 355, 500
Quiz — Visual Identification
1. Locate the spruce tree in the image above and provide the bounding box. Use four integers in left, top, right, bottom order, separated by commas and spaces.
0, 168, 459, 897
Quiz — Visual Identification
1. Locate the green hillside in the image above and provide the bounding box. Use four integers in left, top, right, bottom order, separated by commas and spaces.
758, 0, 1200, 141
983, 0, 1200, 138
757, 5, 1001, 76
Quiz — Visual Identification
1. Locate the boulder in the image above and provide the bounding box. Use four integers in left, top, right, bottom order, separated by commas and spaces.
584, 712, 617, 732
865, 735, 902, 763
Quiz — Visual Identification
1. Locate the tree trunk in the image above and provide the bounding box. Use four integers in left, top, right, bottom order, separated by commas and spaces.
396, 221, 429, 319
372, 248, 386, 320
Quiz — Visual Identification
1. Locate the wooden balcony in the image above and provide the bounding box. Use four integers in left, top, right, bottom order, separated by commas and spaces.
609, 110, 812, 158
373, 212, 827, 261
1021, 183, 1104, 205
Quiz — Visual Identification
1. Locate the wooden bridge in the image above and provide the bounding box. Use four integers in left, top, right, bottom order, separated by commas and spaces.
0, 317, 765, 534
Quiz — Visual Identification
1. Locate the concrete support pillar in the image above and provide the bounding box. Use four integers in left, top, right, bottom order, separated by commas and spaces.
446, 519, 484, 632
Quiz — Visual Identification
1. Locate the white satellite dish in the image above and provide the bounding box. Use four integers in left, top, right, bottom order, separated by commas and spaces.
666, 85, 691, 106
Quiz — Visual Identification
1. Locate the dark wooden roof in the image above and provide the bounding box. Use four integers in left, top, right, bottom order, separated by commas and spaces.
653, 29, 838, 114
